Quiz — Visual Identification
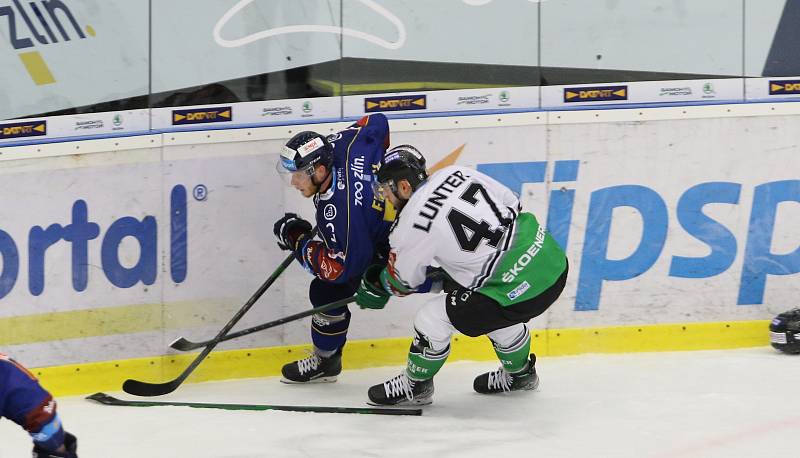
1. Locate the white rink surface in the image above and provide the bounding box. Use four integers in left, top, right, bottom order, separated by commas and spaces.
1, 347, 797, 458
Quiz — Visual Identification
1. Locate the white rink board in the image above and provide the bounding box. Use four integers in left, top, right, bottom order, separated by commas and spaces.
393, 116, 799, 329
0, 106, 798, 366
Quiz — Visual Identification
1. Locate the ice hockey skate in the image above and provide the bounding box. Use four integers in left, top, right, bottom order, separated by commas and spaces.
280, 351, 342, 384
473, 354, 539, 394
367, 372, 434, 406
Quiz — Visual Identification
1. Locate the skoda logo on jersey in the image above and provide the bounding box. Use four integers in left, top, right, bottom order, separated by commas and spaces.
324, 204, 337, 220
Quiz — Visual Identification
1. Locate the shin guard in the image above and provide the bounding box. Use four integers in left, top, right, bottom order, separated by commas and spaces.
310, 308, 351, 353
489, 325, 531, 374
406, 328, 450, 381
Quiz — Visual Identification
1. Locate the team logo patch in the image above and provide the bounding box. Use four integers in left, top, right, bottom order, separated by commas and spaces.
320, 258, 334, 278
324, 204, 337, 220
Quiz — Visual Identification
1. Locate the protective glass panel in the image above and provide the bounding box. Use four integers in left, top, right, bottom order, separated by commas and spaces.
539, 0, 744, 84
745, 0, 794, 77
149, 0, 343, 107
0, 0, 149, 120
339, 0, 540, 96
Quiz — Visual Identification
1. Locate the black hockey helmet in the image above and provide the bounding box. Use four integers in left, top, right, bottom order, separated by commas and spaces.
277, 131, 333, 176
769, 308, 800, 354
375, 144, 428, 195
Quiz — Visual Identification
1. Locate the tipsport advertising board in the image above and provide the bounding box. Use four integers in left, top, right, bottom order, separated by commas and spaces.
391, 115, 799, 328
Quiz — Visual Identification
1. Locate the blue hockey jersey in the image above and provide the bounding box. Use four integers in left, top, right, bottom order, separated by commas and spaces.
0, 354, 62, 444
295, 113, 394, 283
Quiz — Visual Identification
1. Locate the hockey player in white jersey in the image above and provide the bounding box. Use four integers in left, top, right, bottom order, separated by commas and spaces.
355, 145, 569, 406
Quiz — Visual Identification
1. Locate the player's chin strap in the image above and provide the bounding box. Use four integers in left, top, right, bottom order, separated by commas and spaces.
310, 166, 333, 193
391, 194, 412, 213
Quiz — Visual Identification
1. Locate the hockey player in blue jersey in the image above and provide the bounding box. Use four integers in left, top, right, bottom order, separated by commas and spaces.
0, 353, 78, 457
273, 113, 394, 383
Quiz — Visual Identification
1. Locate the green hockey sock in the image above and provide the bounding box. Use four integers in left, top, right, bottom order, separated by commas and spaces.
493, 332, 531, 373
405, 341, 450, 381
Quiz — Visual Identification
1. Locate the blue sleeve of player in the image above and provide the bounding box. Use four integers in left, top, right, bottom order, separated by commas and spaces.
0, 356, 65, 451
349, 112, 390, 153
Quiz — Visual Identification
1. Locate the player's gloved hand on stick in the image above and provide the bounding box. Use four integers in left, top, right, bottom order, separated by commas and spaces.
273, 213, 312, 251
357, 264, 391, 310
32, 432, 78, 458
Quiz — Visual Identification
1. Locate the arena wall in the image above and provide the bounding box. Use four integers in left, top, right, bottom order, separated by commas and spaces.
1, 102, 796, 395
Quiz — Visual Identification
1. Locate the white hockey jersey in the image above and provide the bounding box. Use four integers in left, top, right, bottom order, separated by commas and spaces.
385, 165, 567, 306
387, 165, 520, 290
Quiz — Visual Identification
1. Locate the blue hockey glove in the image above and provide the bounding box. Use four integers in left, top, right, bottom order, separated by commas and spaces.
32, 432, 78, 458
273, 213, 312, 251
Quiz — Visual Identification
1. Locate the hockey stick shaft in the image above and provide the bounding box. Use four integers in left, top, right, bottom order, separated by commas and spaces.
87, 392, 421, 416
122, 250, 297, 397
172, 273, 447, 352
177, 295, 356, 349
123, 295, 356, 396
171, 295, 346, 351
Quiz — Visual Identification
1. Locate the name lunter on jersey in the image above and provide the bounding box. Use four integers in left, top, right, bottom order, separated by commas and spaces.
412, 169, 468, 232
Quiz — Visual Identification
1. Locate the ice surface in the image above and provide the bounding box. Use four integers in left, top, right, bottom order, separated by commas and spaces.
1, 347, 796, 458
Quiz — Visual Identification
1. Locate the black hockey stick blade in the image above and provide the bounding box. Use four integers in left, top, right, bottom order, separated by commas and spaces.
122, 295, 356, 397
169, 336, 203, 352
122, 377, 182, 398
120, 252, 297, 397
87, 392, 422, 416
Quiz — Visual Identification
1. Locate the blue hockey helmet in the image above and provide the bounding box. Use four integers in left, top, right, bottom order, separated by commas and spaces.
277, 131, 334, 176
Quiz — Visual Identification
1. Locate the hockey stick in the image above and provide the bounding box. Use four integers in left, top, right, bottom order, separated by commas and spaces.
121, 250, 295, 397
172, 293, 359, 349
170, 304, 314, 351
87, 392, 422, 416
171, 320, 284, 351
169, 228, 320, 352
122, 295, 356, 396
172, 270, 454, 351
